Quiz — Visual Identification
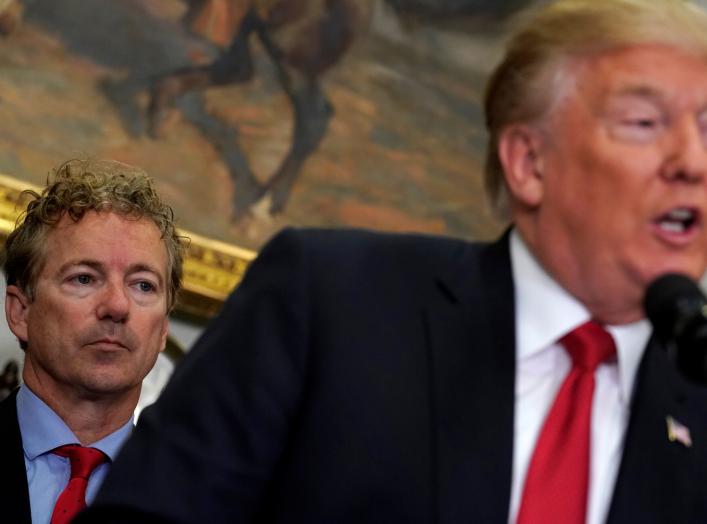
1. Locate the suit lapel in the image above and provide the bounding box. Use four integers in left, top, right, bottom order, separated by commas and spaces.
607, 336, 707, 524
0, 389, 32, 524
424, 232, 707, 524
426, 234, 516, 524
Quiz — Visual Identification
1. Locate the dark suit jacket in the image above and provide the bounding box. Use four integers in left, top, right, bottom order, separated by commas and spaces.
0, 389, 32, 524
78, 228, 707, 523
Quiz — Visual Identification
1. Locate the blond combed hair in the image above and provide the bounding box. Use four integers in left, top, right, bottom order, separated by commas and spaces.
1, 158, 186, 312
484, 0, 707, 219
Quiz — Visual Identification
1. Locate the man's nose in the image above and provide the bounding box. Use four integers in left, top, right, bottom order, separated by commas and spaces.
96, 281, 130, 322
661, 119, 707, 183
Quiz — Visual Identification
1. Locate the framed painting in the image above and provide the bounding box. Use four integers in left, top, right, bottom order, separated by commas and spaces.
0, 0, 535, 316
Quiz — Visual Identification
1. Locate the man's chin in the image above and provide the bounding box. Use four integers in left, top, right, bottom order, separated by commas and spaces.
75, 375, 140, 401
641, 262, 707, 289
632, 247, 706, 285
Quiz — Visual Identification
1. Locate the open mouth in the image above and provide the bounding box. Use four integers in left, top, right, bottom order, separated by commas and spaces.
654, 207, 700, 235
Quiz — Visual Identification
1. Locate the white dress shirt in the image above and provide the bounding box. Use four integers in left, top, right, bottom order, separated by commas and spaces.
507, 230, 651, 524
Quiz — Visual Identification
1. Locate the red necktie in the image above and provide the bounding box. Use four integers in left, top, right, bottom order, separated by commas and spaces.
50, 444, 108, 524
517, 320, 616, 524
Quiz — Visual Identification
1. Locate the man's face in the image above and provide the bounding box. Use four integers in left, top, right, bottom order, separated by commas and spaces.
514, 45, 707, 323
6, 211, 169, 400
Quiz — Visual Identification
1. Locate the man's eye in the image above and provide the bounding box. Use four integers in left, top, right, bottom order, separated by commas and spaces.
74, 274, 93, 285
137, 281, 155, 293
623, 118, 656, 128
610, 115, 663, 142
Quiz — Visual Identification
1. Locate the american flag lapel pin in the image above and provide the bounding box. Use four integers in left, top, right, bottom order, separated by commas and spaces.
666, 416, 693, 448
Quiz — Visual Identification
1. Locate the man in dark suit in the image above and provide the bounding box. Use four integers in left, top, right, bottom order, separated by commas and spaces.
79, 0, 707, 522
0, 159, 184, 523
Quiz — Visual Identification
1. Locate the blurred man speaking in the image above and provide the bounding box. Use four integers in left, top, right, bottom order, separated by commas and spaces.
81, 1, 707, 523
0, 159, 184, 523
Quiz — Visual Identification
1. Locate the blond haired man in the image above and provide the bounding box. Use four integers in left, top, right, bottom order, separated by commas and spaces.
0, 159, 184, 523
82, 1, 707, 523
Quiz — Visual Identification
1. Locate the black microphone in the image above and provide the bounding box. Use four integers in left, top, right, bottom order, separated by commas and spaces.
644, 273, 707, 384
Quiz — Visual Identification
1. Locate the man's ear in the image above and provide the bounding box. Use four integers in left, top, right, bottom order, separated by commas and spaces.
497, 124, 546, 208
5, 284, 29, 346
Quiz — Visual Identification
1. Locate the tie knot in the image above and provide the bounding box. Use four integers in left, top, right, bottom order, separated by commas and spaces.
52, 444, 108, 479
560, 320, 616, 371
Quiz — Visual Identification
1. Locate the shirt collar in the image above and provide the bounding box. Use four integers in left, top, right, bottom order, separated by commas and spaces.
510, 229, 650, 403
16, 384, 133, 461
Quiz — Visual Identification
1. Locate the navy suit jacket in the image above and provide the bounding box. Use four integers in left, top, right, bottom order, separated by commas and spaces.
78, 229, 707, 523
0, 389, 32, 523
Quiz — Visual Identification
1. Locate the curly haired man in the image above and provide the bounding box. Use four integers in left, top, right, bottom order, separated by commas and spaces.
0, 158, 184, 523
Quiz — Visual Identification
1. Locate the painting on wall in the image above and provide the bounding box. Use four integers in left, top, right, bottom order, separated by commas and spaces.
0, 0, 533, 256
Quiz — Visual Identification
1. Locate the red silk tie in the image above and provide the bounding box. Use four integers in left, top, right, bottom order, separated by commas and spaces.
50, 444, 108, 524
517, 321, 617, 524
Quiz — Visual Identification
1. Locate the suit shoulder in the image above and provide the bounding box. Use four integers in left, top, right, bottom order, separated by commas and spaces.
266, 227, 484, 271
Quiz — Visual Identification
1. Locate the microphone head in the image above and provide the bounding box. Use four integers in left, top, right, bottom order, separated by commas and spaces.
644, 273, 707, 340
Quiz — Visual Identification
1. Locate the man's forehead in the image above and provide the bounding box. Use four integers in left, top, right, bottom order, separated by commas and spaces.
53, 208, 143, 226
50, 210, 160, 238
57, 258, 163, 276
43, 211, 168, 273
569, 44, 707, 101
